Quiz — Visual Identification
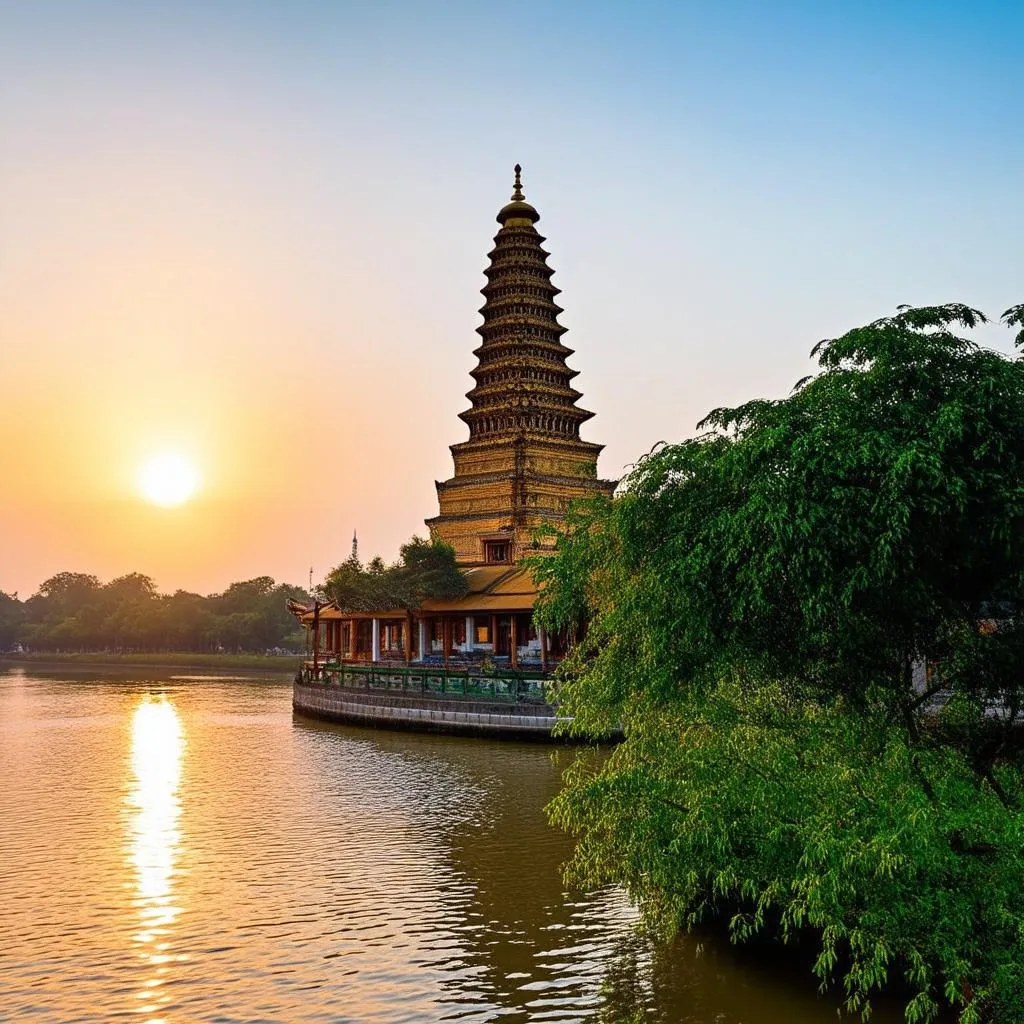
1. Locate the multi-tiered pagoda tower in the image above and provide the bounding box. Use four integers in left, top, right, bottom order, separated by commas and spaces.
427, 166, 616, 566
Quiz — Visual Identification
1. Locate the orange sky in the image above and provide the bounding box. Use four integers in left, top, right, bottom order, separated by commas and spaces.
2, 3, 1021, 598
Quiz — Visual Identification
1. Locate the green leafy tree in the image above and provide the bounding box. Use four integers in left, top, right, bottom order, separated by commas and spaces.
9, 571, 307, 653
0, 591, 25, 649
260, 583, 311, 650
161, 590, 211, 651
214, 577, 276, 615
321, 536, 466, 612
23, 572, 102, 650
34, 572, 101, 609
100, 574, 159, 650
391, 536, 468, 606
320, 553, 375, 611
534, 304, 1024, 1023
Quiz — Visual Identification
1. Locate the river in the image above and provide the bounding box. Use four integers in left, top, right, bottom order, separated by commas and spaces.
0, 667, 908, 1023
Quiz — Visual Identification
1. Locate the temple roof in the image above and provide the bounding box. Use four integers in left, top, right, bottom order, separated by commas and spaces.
422, 565, 537, 612
290, 565, 540, 622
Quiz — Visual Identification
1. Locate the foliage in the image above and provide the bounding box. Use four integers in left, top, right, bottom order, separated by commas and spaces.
534, 304, 1024, 1022
0, 591, 25, 649
320, 536, 467, 611
2, 572, 309, 654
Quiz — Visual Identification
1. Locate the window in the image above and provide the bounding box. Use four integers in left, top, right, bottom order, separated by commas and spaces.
485, 541, 510, 564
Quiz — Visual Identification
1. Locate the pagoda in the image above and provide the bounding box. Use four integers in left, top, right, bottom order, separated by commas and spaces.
291, 167, 618, 724
426, 165, 616, 565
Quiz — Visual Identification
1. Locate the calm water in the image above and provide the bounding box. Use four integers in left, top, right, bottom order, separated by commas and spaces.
0, 668, 907, 1023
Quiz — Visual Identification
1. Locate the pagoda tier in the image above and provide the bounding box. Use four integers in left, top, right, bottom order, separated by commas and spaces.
428, 166, 616, 566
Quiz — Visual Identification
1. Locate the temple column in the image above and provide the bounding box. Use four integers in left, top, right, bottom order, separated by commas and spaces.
371, 618, 381, 663
312, 609, 320, 677
539, 626, 548, 671
405, 612, 413, 662
490, 615, 498, 654
418, 619, 429, 661
443, 618, 452, 664
510, 615, 518, 668
465, 615, 474, 652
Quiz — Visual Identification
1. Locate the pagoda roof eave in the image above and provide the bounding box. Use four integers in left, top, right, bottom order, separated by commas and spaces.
470, 362, 580, 381
481, 283, 561, 298
472, 341, 575, 359
478, 301, 564, 316
465, 381, 584, 399
476, 322, 569, 338
445, 435, 606, 456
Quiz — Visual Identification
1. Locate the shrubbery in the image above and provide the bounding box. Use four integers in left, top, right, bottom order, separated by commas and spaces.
536, 304, 1024, 1022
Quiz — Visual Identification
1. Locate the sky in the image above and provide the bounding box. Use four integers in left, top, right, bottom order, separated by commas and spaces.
2, 0, 1022, 598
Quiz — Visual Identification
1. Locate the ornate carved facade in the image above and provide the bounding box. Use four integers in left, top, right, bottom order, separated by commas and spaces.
426, 166, 616, 565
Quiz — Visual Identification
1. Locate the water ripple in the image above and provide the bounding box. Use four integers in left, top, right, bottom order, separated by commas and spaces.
0, 669, 908, 1023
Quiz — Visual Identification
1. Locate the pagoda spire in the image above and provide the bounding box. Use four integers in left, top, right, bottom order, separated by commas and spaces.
511, 163, 524, 201
457, 163, 593, 443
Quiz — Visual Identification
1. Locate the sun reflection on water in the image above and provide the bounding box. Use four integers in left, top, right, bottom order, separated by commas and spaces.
126, 696, 184, 1021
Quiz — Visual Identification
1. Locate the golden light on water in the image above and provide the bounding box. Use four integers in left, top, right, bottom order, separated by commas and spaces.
137, 452, 200, 507
127, 696, 184, 1021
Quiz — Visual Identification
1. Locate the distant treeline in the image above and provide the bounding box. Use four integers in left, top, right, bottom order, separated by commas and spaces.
0, 572, 310, 654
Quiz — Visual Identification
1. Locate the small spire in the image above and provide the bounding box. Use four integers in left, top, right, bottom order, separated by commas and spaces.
351, 530, 358, 561
511, 163, 524, 201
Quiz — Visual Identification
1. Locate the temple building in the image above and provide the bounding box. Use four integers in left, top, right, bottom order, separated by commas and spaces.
297, 167, 615, 676
427, 164, 615, 565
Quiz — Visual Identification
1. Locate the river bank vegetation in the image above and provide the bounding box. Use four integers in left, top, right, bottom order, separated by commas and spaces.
0, 536, 466, 658
0, 651, 298, 671
535, 304, 1024, 1023
0, 573, 309, 654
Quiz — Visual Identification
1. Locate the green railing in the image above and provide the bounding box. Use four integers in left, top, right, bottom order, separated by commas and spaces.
299, 661, 551, 704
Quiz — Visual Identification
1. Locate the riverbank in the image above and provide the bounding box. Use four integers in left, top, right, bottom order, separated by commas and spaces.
0, 651, 299, 673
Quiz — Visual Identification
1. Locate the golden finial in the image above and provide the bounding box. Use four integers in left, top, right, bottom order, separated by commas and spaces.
511, 163, 524, 201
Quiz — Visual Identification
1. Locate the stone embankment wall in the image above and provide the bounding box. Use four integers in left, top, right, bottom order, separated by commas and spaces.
292, 682, 571, 741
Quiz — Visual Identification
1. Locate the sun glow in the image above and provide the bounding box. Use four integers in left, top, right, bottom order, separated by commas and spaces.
126, 696, 185, 1018
137, 452, 200, 507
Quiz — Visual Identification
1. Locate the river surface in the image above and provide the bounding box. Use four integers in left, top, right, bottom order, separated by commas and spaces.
0, 668, 908, 1023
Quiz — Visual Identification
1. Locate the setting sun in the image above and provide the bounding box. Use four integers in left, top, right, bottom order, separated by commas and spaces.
137, 452, 200, 507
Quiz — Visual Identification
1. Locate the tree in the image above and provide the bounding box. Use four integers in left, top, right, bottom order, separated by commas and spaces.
6, 571, 308, 653
0, 591, 24, 650
161, 590, 211, 651
34, 572, 101, 612
23, 572, 102, 650
214, 577, 276, 615
321, 536, 467, 612
102, 573, 157, 602
534, 304, 1024, 1023
100, 574, 159, 650
391, 536, 468, 606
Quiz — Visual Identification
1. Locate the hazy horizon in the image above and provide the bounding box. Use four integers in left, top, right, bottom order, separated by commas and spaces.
3, 1, 1022, 598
